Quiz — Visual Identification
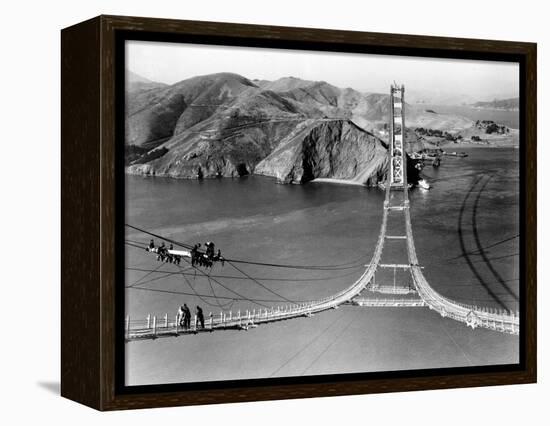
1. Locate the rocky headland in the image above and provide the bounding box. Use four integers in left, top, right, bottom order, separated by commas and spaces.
125, 71, 507, 185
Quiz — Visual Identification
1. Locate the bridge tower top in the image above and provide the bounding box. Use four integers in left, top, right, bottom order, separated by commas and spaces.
388, 84, 407, 192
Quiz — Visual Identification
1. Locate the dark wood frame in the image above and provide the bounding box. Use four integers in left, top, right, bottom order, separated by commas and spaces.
61, 14, 537, 411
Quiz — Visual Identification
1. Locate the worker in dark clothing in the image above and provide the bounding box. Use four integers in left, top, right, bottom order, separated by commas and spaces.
149, 239, 155, 249
177, 305, 186, 327
183, 304, 191, 329
156, 241, 165, 261
191, 244, 199, 266
196, 306, 205, 329
166, 243, 174, 263
205, 242, 215, 259
159, 242, 166, 260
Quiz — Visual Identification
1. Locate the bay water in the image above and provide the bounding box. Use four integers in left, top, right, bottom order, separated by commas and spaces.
125, 147, 519, 385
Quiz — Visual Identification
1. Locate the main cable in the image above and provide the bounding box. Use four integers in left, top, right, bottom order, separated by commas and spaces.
126, 223, 368, 271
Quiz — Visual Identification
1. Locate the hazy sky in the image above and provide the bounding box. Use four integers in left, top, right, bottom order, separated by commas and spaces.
126, 40, 519, 102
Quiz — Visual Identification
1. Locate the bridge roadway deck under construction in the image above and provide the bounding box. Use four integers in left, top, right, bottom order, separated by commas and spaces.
126, 189, 519, 341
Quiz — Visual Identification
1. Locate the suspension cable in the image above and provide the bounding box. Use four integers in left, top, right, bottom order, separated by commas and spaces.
125, 266, 363, 284
175, 263, 234, 309
179, 257, 270, 308
127, 285, 311, 304
125, 223, 368, 271
226, 260, 298, 304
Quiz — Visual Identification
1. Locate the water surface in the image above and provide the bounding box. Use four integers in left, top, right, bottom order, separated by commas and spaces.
125, 147, 519, 385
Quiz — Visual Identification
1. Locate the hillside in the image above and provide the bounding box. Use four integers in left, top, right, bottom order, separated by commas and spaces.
471, 97, 519, 111
125, 72, 477, 184
126, 70, 168, 94
277, 82, 473, 131
256, 76, 317, 92
126, 72, 260, 150
406, 89, 477, 106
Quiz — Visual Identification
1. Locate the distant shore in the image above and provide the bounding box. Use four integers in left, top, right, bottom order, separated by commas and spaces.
439, 139, 519, 149
311, 178, 366, 186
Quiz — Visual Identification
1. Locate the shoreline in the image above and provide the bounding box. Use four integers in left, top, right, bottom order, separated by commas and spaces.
124, 145, 518, 184
442, 143, 519, 149
310, 178, 366, 186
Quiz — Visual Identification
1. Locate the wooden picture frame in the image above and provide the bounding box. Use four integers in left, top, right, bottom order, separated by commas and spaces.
61, 15, 536, 411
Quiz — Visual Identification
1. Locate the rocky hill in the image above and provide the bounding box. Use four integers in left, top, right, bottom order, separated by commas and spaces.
125, 72, 475, 185
127, 71, 167, 94
255, 76, 316, 92
471, 97, 519, 111
255, 119, 388, 185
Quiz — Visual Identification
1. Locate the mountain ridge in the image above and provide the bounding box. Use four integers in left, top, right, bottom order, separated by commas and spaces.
125, 71, 476, 185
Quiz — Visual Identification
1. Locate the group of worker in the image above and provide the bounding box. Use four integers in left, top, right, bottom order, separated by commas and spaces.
177, 303, 205, 330
190, 242, 224, 268
147, 240, 183, 265
146, 239, 224, 269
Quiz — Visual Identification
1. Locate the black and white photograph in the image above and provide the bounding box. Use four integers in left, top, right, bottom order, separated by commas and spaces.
123, 40, 521, 386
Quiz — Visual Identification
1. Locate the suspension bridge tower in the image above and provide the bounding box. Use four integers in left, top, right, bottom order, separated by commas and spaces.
371, 84, 416, 295
388, 84, 407, 190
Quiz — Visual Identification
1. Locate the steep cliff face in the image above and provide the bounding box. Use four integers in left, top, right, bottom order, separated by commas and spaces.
255, 120, 388, 185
